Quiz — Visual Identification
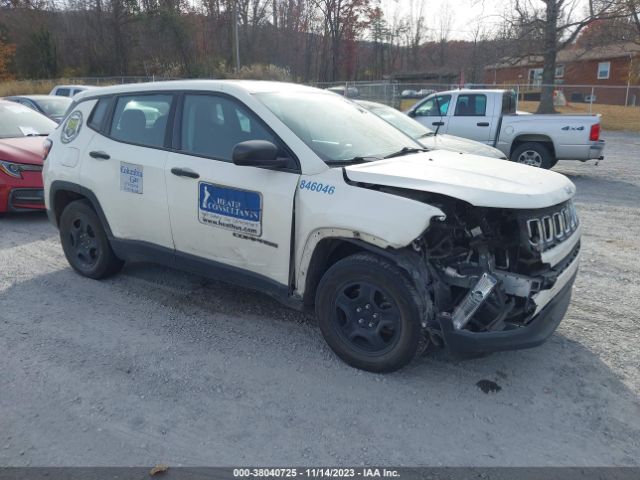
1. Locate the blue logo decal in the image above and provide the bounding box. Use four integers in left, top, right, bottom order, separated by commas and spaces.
198, 182, 262, 236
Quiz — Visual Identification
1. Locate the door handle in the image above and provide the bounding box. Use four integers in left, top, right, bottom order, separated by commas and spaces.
171, 167, 200, 179
89, 151, 110, 160
432, 121, 445, 126
477, 122, 490, 127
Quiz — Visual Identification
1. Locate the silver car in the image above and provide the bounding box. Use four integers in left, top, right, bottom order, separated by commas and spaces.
356, 100, 507, 160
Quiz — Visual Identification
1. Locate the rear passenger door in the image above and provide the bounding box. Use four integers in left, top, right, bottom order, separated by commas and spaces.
165, 92, 300, 287
445, 93, 493, 143
80, 93, 175, 249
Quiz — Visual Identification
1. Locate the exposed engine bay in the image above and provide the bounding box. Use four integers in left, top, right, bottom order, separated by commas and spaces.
398, 190, 581, 336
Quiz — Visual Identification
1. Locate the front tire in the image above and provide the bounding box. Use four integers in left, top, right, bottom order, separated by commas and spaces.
59, 199, 123, 279
511, 142, 554, 169
315, 253, 423, 373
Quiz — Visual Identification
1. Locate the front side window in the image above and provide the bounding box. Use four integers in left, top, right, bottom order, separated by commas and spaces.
454, 94, 487, 116
414, 95, 451, 117
110, 94, 172, 148
180, 94, 277, 162
597, 62, 610, 80
55, 88, 71, 97
256, 92, 421, 164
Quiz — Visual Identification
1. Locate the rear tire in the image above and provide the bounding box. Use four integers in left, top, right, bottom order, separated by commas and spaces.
511, 142, 554, 169
59, 199, 123, 279
315, 253, 423, 373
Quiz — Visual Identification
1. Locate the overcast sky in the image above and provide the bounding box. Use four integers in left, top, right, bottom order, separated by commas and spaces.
379, 0, 505, 41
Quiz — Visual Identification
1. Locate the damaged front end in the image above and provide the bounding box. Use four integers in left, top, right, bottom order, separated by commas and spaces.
408, 193, 581, 356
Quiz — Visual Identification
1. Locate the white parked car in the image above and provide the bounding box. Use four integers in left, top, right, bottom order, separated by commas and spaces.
406, 89, 605, 168
44, 81, 581, 372
356, 100, 506, 159
49, 84, 96, 97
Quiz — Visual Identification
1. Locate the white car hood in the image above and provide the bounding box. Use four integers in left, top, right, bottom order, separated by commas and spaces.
420, 134, 506, 159
344, 151, 576, 209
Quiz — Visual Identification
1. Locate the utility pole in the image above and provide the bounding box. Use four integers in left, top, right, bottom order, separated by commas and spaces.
233, 0, 241, 73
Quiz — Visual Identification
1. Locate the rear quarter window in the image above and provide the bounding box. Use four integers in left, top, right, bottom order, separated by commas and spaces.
88, 98, 111, 131
502, 91, 517, 114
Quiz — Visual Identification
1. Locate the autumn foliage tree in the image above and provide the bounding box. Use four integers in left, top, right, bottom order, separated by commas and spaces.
0, 26, 16, 80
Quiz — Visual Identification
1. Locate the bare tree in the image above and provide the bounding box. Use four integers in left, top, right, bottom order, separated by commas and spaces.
505, 0, 627, 113
311, 0, 372, 81
624, 0, 640, 39
435, 1, 451, 67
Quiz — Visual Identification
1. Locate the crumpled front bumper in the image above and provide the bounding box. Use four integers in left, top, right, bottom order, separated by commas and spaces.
437, 269, 577, 357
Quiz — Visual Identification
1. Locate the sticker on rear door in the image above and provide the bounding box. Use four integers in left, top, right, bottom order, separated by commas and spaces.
198, 182, 262, 237
120, 162, 143, 194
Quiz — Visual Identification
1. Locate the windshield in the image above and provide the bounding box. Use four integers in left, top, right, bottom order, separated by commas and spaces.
36, 97, 72, 117
365, 103, 432, 139
255, 92, 422, 163
0, 103, 57, 138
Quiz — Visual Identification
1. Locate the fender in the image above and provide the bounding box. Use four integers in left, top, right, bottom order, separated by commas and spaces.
48, 180, 114, 237
295, 228, 434, 326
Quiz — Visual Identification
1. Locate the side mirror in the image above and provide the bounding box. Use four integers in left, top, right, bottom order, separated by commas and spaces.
232, 140, 290, 168
407, 110, 416, 118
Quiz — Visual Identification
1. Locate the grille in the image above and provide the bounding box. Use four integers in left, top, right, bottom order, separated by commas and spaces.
526, 202, 578, 251
10, 188, 45, 206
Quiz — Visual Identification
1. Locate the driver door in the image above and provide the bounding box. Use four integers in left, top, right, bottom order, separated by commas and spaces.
411, 94, 452, 132
165, 93, 300, 286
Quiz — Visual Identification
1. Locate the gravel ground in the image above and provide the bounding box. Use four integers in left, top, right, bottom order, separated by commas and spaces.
0, 131, 639, 467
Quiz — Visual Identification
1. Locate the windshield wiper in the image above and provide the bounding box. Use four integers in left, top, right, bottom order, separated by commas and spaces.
326, 156, 381, 166
418, 132, 435, 139
384, 147, 428, 159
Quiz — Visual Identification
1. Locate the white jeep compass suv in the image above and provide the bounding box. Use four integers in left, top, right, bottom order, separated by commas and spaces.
43, 80, 581, 372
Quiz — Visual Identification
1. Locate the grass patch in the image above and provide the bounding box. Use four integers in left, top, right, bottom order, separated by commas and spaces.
0, 79, 59, 96
518, 101, 640, 132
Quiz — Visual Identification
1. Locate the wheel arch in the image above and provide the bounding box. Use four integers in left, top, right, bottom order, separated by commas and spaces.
299, 232, 430, 314
49, 181, 113, 237
510, 134, 556, 159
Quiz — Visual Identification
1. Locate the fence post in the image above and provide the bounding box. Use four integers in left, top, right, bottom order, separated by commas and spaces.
589, 87, 594, 113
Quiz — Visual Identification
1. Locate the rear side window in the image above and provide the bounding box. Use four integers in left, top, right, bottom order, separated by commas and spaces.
454, 94, 487, 116
502, 91, 517, 114
110, 94, 173, 148
88, 98, 110, 131
180, 94, 278, 162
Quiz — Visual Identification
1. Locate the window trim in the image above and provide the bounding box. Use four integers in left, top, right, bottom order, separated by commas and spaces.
173, 90, 301, 173
73, 89, 301, 173
597, 61, 610, 80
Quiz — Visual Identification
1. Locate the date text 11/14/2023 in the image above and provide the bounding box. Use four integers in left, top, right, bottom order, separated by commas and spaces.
233, 468, 400, 478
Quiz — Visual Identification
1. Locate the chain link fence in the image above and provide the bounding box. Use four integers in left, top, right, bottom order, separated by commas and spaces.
314, 80, 639, 108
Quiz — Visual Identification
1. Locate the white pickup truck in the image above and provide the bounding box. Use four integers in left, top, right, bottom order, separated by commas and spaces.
406, 89, 605, 169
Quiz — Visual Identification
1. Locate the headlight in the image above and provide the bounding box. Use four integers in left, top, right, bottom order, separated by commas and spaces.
0, 160, 42, 179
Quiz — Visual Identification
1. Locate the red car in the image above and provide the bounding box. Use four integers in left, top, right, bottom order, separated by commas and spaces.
0, 100, 57, 212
